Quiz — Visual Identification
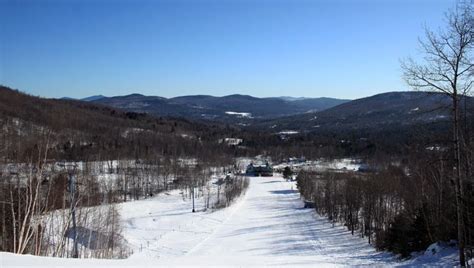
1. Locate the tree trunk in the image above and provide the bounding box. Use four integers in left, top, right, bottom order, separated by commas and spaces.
453, 95, 466, 267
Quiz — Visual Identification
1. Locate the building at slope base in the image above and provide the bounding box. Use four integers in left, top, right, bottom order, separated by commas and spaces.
245, 162, 273, 177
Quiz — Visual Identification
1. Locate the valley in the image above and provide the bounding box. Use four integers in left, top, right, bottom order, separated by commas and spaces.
1, 1, 473, 266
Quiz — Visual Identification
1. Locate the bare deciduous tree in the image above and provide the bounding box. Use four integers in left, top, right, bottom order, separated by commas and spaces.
401, 2, 473, 266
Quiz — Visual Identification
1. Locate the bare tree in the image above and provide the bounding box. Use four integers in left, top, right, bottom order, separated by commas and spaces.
401, 2, 473, 266
7, 133, 52, 254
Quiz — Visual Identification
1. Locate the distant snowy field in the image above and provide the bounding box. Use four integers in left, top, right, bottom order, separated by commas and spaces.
225, 111, 253, 118
1, 175, 466, 267
273, 158, 361, 172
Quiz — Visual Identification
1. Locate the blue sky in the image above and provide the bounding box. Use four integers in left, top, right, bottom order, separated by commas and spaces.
0, 0, 453, 99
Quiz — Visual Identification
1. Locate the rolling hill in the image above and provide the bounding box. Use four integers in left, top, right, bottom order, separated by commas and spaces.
88, 94, 349, 122
255, 91, 474, 133
0, 86, 243, 162
60, 90, 473, 136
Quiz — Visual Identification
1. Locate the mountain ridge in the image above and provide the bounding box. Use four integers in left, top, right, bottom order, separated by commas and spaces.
255, 91, 474, 132
86, 93, 350, 122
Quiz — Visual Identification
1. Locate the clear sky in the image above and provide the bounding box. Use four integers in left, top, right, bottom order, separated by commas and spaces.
0, 0, 454, 99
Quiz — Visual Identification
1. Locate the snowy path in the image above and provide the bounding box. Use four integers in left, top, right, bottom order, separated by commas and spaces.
2, 176, 400, 267
181, 176, 397, 266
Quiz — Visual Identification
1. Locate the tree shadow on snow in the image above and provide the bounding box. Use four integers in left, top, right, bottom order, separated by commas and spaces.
64, 226, 112, 250
261, 180, 281, 184
269, 189, 299, 195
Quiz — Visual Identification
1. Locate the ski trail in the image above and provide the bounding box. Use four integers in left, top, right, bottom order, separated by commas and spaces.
185, 186, 250, 255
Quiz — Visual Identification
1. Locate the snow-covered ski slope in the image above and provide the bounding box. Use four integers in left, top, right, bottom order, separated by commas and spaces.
183, 176, 396, 266
3, 176, 401, 267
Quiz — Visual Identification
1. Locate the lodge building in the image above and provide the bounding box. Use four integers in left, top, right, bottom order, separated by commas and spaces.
245, 162, 273, 177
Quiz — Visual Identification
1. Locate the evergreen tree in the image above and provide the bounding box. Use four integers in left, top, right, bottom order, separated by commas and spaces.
283, 166, 293, 180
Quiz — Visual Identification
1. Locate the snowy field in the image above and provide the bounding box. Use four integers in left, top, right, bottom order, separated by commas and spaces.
0, 175, 462, 267
273, 158, 361, 173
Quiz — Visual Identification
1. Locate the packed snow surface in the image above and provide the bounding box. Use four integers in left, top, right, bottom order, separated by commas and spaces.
225, 111, 252, 118
2, 176, 414, 267
278, 130, 299, 135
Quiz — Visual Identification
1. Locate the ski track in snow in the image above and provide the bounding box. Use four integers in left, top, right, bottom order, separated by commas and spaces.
182, 177, 396, 266
2, 176, 402, 267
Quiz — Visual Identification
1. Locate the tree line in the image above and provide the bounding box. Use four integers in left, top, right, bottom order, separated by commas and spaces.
297, 141, 473, 260
297, 3, 473, 265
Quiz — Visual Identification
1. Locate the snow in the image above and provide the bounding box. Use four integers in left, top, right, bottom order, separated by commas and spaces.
118, 187, 230, 259
121, 128, 145, 138
225, 111, 253, 118
181, 177, 397, 266
273, 158, 361, 172
402, 241, 471, 267
2, 175, 465, 267
219, 138, 243, 146
1, 175, 403, 267
278, 130, 299, 135
123, 102, 150, 109
326, 158, 360, 171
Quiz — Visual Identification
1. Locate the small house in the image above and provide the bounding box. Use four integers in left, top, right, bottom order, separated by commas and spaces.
245, 162, 273, 177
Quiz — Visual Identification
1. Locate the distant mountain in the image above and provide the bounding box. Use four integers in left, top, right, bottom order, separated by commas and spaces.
90, 93, 349, 122
81, 95, 106, 102
290, 97, 353, 113
59, 95, 106, 101
61, 92, 474, 133
278, 96, 307, 101
256, 91, 474, 132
